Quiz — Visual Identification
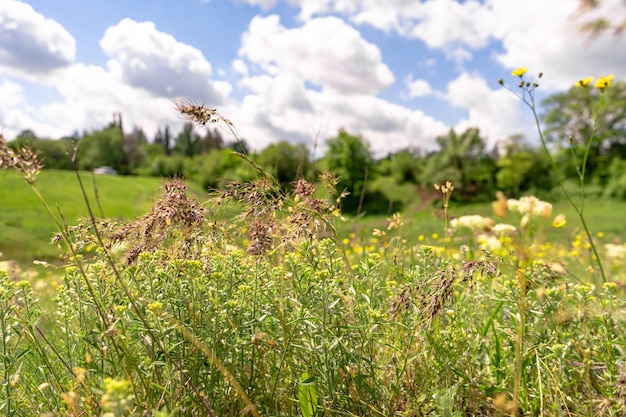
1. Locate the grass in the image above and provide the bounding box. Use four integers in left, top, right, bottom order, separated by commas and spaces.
340, 197, 626, 250
2, 173, 625, 416
2, 96, 626, 415
0, 169, 205, 265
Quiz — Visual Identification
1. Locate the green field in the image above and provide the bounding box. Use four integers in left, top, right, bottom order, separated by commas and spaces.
0, 169, 206, 265
3, 169, 626, 415
2, 169, 626, 270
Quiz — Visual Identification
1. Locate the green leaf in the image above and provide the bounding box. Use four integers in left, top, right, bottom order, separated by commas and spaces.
298, 372, 318, 417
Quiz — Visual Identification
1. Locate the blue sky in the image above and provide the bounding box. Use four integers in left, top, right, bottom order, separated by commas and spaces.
1, 0, 625, 155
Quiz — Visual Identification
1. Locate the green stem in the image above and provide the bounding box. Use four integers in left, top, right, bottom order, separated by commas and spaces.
525, 97, 606, 283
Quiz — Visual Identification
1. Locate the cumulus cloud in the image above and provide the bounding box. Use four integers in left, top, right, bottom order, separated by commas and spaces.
239, 15, 394, 95
100, 18, 229, 103
405, 76, 434, 97
489, 0, 626, 90
0, 0, 75, 76
246, 0, 625, 85
445, 72, 533, 146
231, 71, 447, 153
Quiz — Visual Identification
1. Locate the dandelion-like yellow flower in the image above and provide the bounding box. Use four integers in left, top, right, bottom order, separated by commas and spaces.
511, 67, 528, 77
552, 213, 566, 228
575, 77, 593, 87
594, 74, 614, 91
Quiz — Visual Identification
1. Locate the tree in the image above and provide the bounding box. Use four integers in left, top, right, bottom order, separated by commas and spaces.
420, 127, 495, 201
323, 129, 375, 213
541, 81, 626, 178
227, 138, 250, 154
378, 148, 423, 184
154, 126, 173, 155
257, 140, 310, 185
122, 126, 148, 172
496, 136, 554, 196
10, 132, 75, 170
78, 126, 126, 172
174, 123, 202, 157
202, 127, 224, 153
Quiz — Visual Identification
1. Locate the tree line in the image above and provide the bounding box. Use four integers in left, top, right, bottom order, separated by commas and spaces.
7, 82, 626, 214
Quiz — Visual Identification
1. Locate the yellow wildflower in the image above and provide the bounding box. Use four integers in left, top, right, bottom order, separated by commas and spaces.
575, 77, 593, 87
552, 213, 566, 228
594, 74, 614, 91
511, 67, 528, 77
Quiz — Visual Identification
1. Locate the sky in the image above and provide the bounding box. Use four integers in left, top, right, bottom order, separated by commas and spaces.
1, 0, 625, 156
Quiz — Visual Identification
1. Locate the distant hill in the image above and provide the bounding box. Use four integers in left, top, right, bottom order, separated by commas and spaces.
0, 169, 206, 265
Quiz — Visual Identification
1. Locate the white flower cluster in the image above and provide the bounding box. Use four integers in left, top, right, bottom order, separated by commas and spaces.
492, 223, 517, 236
450, 215, 494, 232
477, 234, 502, 251
507, 196, 553, 218
605, 243, 626, 259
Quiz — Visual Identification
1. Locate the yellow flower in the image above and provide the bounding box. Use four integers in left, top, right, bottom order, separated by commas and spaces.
552, 213, 566, 228
575, 77, 593, 87
594, 74, 614, 91
511, 67, 528, 77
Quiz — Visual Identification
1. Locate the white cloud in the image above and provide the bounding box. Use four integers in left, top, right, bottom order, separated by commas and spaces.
100, 18, 229, 103
446, 72, 533, 146
231, 71, 447, 154
0, 0, 75, 76
489, 0, 626, 90
406, 76, 433, 97
232, 59, 249, 76
247, 0, 625, 86
239, 15, 394, 94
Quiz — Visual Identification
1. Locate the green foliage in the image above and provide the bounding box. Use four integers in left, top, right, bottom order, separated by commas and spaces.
3, 127, 626, 415
78, 125, 126, 173
2, 182, 626, 415
603, 157, 626, 199
298, 372, 318, 417
496, 136, 555, 196
542, 80, 626, 180
0, 169, 200, 264
420, 128, 496, 201
322, 129, 382, 213
256, 140, 310, 186
173, 122, 202, 157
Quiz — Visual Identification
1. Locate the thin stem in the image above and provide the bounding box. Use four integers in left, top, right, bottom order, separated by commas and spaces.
514, 86, 606, 283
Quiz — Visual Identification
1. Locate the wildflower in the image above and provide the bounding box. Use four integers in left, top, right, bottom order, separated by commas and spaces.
492, 191, 507, 218
493, 223, 517, 236
511, 67, 528, 77
73, 367, 86, 384
552, 213, 566, 228
101, 378, 134, 414
605, 243, 626, 259
450, 215, 494, 232
477, 233, 502, 251
507, 195, 552, 218
547, 262, 567, 275
575, 77, 593, 87
594, 74, 614, 91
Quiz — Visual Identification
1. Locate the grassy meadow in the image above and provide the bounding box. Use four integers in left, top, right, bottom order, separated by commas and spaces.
1, 165, 626, 415
0, 170, 205, 266
2, 86, 626, 415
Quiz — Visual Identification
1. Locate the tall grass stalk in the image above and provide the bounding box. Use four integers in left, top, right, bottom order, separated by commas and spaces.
500, 70, 607, 284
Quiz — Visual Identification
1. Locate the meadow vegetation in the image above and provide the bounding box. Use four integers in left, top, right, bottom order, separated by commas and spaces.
0, 70, 625, 416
